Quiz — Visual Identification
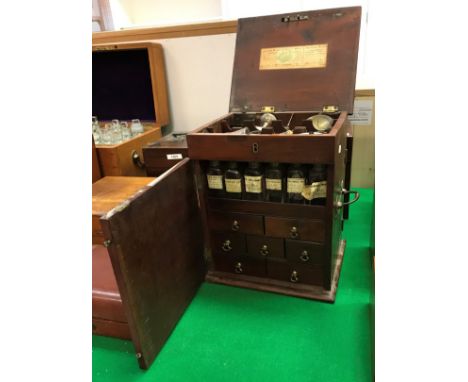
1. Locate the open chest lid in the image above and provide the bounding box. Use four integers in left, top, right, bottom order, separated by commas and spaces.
92, 42, 169, 126
229, 7, 361, 114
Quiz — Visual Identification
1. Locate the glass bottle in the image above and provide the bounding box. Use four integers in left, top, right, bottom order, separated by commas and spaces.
100, 123, 113, 145
287, 164, 305, 204
307, 164, 327, 205
120, 121, 132, 141
111, 119, 122, 144
92, 116, 101, 144
131, 119, 144, 136
206, 161, 224, 197
224, 162, 242, 199
265, 162, 283, 202
244, 162, 263, 201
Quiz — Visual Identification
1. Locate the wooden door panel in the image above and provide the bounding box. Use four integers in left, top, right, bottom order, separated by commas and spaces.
100, 158, 205, 369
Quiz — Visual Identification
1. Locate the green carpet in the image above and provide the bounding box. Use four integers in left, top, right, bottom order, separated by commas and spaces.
93, 188, 374, 382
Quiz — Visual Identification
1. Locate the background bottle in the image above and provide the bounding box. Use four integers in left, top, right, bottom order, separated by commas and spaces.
206, 161, 224, 197
224, 162, 243, 199
287, 164, 305, 204
131, 119, 144, 136
120, 121, 132, 141
111, 119, 122, 144
265, 162, 283, 202
92, 116, 101, 144
244, 162, 263, 200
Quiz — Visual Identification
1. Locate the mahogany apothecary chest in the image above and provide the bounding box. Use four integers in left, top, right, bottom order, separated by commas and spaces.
100, 7, 362, 369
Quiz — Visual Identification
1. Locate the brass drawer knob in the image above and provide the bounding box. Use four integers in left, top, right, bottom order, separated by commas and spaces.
259, 244, 269, 257
300, 250, 310, 262
290, 270, 299, 283
232, 220, 240, 231
290, 226, 299, 239
222, 240, 232, 252
235, 262, 243, 274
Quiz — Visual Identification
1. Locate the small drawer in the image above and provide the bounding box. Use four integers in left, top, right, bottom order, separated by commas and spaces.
212, 253, 266, 278
285, 240, 324, 266
264, 216, 325, 242
246, 235, 284, 259
211, 232, 246, 256
267, 259, 323, 287
208, 210, 264, 235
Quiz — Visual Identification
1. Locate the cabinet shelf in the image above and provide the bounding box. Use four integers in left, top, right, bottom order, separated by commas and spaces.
207, 197, 326, 220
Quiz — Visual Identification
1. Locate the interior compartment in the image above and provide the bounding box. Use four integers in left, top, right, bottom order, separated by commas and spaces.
198, 112, 341, 135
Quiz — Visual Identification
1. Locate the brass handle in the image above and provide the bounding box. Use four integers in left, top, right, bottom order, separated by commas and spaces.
300, 250, 310, 262
234, 262, 243, 274
341, 189, 360, 206
131, 150, 145, 169
259, 244, 269, 257
290, 226, 299, 239
232, 220, 240, 231
222, 240, 232, 252
290, 271, 299, 283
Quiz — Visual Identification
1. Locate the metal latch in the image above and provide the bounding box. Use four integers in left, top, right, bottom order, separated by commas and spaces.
261, 106, 275, 113
323, 105, 339, 113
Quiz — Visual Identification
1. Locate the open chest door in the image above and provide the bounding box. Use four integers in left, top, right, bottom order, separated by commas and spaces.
100, 158, 205, 369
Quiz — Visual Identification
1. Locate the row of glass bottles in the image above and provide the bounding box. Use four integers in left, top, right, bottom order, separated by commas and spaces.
92, 116, 145, 145
206, 161, 327, 205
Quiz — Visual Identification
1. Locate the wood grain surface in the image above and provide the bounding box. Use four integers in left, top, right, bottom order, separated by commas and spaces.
100, 159, 206, 369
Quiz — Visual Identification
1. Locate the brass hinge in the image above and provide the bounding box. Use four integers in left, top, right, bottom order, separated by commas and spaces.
261, 106, 275, 113
323, 105, 339, 113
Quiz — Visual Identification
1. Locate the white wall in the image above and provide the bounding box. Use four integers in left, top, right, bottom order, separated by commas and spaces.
154, 34, 236, 133
118, 0, 222, 27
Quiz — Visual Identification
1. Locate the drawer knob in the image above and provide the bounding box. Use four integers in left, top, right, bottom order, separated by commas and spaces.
290, 271, 299, 283
222, 240, 232, 252
259, 245, 269, 257
235, 262, 243, 274
232, 220, 240, 231
131, 150, 146, 169
290, 226, 299, 239
300, 250, 310, 262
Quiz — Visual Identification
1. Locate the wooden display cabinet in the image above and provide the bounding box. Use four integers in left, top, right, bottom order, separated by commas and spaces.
92, 42, 169, 176
99, 7, 362, 369
142, 133, 189, 176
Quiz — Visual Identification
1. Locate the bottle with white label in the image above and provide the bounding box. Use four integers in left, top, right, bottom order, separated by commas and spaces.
206, 161, 224, 197
307, 164, 327, 205
265, 162, 283, 203
287, 164, 305, 204
244, 162, 263, 201
224, 162, 242, 199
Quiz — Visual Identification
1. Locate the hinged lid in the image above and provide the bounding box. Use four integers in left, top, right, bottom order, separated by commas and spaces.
92, 42, 169, 125
229, 7, 361, 113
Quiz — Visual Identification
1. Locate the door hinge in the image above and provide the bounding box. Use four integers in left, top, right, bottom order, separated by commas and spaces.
261, 106, 275, 113
323, 105, 339, 113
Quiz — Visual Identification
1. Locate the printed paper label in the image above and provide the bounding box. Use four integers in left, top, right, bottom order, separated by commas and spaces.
207, 175, 223, 190
302, 181, 327, 200
225, 178, 241, 193
166, 153, 183, 160
259, 44, 328, 70
245, 176, 262, 193
287, 178, 305, 193
348, 99, 374, 126
266, 178, 282, 191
